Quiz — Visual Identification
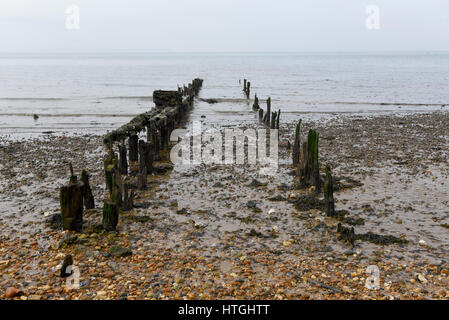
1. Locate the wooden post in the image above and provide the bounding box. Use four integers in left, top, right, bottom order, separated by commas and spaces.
270, 111, 277, 129
80, 169, 95, 209
265, 97, 271, 126
152, 130, 161, 161
258, 108, 264, 121
102, 201, 119, 231
324, 165, 335, 217
292, 119, 301, 165
137, 140, 147, 190
253, 94, 259, 110
305, 129, 321, 193
276, 110, 280, 130
246, 82, 251, 99
119, 142, 128, 175
243, 79, 247, 92
145, 143, 154, 174
122, 182, 134, 211
128, 134, 138, 162
60, 168, 83, 231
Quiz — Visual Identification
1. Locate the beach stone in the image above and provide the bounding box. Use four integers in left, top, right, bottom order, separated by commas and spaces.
108, 245, 132, 257
53, 233, 78, 249
60, 254, 73, 278
46, 214, 62, 230
5, 287, 22, 299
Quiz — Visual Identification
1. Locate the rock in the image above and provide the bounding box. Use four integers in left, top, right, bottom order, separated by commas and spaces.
247, 200, 262, 213
268, 208, 277, 215
108, 245, 132, 257
154, 163, 174, 174
60, 254, 74, 278
268, 195, 286, 202
416, 273, 428, 284
46, 213, 62, 230
176, 208, 190, 215
5, 287, 22, 299
52, 233, 78, 249
418, 239, 427, 246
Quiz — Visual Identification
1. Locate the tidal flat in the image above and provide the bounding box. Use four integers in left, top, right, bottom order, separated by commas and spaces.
0, 110, 448, 300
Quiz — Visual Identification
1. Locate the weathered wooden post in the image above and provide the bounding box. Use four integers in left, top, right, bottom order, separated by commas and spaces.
144, 142, 154, 174
253, 94, 259, 110
137, 140, 147, 190
60, 165, 84, 231
258, 108, 264, 121
128, 134, 138, 162
292, 119, 301, 165
246, 82, 251, 99
324, 165, 335, 217
305, 129, 321, 193
122, 181, 135, 211
118, 142, 128, 175
80, 169, 95, 209
276, 110, 280, 130
103, 201, 119, 231
243, 79, 247, 92
270, 111, 277, 129
265, 97, 271, 126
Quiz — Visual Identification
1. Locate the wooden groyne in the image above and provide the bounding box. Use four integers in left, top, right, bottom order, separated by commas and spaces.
242, 79, 280, 130
59, 78, 203, 231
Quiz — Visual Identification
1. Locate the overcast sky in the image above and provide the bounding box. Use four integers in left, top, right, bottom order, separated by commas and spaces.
1, 0, 448, 53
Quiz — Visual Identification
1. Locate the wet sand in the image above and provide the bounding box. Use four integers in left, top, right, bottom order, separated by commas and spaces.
0, 110, 448, 300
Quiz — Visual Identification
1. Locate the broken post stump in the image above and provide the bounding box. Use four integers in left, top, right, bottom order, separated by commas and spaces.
253, 94, 259, 110
292, 119, 302, 165
258, 108, 264, 121
324, 165, 336, 217
270, 111, 277, 129
265, 97, 271, 126
137, 140, 147, 190
122, 182, 135, 211
246, 82, 251, 99
80, 169, 95, 209
144, 142, 154, 174
102, 201, 119, 231
276, 110, 280, 130
128, 134, 138, 162
119, 143, 128, 175
60, 180, 84, 232
302, 129, 321, 193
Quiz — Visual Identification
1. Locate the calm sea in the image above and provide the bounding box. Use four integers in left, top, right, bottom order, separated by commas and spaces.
0, 52, 448, 138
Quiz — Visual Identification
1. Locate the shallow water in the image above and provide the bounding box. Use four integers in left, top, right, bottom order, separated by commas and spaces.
1, 52, 448, 138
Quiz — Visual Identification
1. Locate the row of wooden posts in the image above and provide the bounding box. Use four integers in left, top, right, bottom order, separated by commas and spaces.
242, 78, 335, 217
242, 79, 280, 130
59, 78, 204, 232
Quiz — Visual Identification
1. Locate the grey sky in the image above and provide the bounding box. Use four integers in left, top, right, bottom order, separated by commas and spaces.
1, 0, 448, 52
